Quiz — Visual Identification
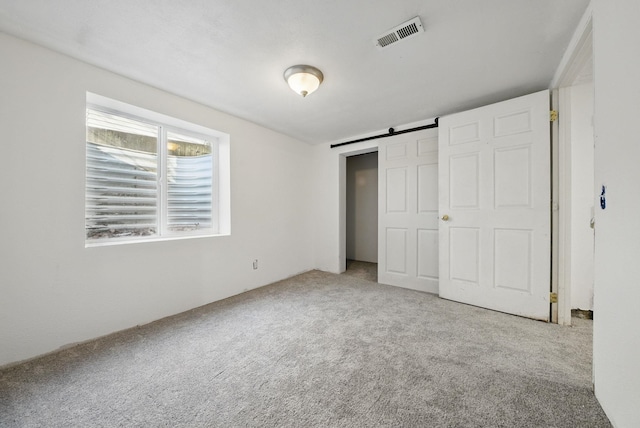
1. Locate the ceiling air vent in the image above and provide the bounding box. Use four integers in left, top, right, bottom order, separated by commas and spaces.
375, 16, 424, 49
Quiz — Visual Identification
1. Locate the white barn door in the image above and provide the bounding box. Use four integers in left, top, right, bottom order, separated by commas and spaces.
438, 90, 551, 320
378, 128, 439, 293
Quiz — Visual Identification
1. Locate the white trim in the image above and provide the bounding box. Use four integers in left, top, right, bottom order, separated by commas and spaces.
87, 92, 227, 140
550, 88, 560, 323
549, 2, 594, 325
557, 86, 573, 326
550, 3, 593, 89
85, 231, 229, 248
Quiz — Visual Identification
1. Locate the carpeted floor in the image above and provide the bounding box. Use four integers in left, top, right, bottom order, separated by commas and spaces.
0, 269, 610, 427
344, 259, 377, 282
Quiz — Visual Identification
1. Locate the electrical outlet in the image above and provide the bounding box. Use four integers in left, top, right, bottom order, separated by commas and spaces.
253, 259, 258, 270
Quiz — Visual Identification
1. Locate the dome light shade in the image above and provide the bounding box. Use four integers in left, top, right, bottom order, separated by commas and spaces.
284, 65, 324, 97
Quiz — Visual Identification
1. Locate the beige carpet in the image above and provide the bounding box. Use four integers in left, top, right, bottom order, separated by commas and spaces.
0, 269, 610, 427
344, 259, 377, 282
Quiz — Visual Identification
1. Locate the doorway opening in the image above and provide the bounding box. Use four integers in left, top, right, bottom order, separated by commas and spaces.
345, 152, 378, 282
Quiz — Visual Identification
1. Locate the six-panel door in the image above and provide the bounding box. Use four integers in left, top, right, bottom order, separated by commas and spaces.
438, 90, 551, 320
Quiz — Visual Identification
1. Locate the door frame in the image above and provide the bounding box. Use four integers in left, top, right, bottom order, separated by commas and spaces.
338, 145, 379, 273
550, 3, 593, 325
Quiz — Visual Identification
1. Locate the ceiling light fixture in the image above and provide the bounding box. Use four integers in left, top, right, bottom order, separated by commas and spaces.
283, 65, 324, 98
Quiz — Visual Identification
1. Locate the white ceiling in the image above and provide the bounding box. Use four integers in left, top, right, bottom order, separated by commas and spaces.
0, 0, 590, 144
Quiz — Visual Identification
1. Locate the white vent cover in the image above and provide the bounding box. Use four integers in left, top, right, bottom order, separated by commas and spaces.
374, 17, 424, 49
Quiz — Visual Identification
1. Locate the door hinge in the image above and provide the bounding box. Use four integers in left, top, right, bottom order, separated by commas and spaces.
550, 292, 558, 303
550, 110, 558, 122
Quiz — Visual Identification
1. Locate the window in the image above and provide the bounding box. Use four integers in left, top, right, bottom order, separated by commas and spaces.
85, 94, 229, 245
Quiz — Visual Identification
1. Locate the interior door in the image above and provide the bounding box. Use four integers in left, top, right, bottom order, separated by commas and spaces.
378, 128, 439, 293
438, 90, 551, 320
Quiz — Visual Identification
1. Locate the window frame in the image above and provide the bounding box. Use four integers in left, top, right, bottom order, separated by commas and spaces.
85, 93, 230, 247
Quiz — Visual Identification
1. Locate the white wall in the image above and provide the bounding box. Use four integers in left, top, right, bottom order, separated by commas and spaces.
0, 33, 314, 366
569, 82, 595, 310
592, 0, 640, 426
346, 153, 378, 263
